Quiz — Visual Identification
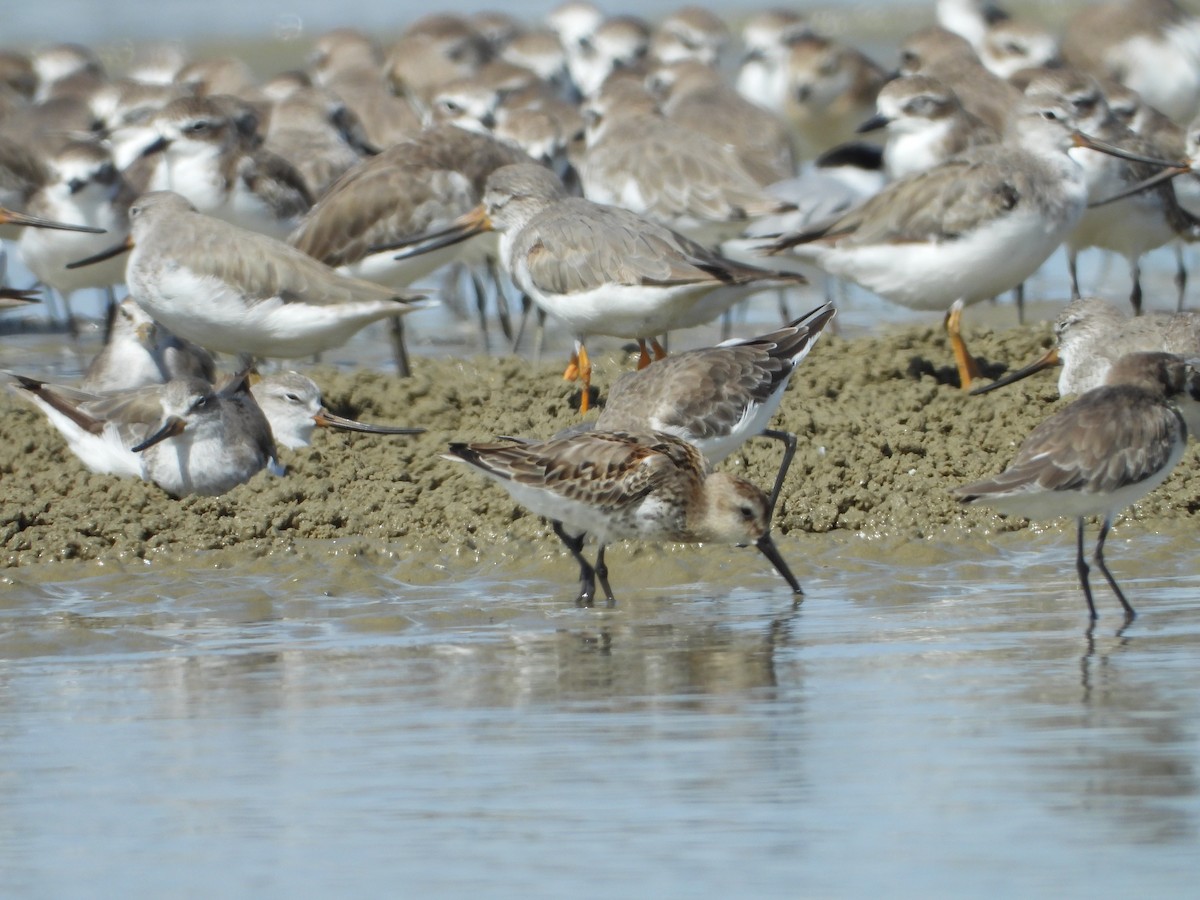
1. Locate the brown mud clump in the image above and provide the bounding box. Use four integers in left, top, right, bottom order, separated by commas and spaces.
4, 321, 1200, 568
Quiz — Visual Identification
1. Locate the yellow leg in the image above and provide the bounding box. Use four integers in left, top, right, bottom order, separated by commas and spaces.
945, 300, 982, 390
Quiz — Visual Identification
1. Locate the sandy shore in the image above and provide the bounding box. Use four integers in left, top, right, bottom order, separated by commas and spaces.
4, 316, 1199, 569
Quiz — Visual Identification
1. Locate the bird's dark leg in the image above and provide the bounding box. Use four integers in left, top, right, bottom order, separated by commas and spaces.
1012, 281, 1025, 325
552, 520, 595, 606
488, 256, 514, 343
1130, 258, 1143, 317
470, 264, 491, 353
1093, 516, 1136, 621
388, 317, 412, 377
594, 544, 615, 607
1175, 244, 1188, 311
1076, 517, 1097, 620
759, 429, 797, 523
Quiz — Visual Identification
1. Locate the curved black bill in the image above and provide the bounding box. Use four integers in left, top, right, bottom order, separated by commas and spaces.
1073, 132, 1185, 168
1089, 164, 1192, 208
313, 408, 425, 435
66, 236, 133, 269
756, 532, 803, 595
131, 415, 186, 453
969, 346, 1060, 395
0, 205, 107, 234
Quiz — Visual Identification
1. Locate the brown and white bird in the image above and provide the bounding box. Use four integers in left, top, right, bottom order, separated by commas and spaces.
444, 429, 802, 605
955, 351, 1200, 620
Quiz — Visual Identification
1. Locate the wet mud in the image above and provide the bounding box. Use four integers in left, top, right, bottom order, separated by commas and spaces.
4, 318, 1199, 569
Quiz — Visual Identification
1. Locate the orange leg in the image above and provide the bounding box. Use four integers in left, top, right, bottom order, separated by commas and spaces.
577, 343, 592, 413
945, 300, 982, 389
636, 339, 652, 369
650, 337, 668, 361
563, 349, 580, 382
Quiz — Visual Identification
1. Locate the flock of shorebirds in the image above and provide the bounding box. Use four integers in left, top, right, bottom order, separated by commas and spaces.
5, 0, 1200, 619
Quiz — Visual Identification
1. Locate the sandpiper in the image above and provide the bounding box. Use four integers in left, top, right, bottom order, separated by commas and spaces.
67, 191, 431, 361
580, 78, 793, 246
10, 372, 277, 496
762, 91, 1098, 388
80, 298, 216, 392
972, 296, 1200, 397
134, 95, 311, 240
856, 74, 999, 180
249, 372, 423, 450
593, 301, 836, 515
954, 351, 1200, 620
16, 140, 130, 332
389, 163, 806, 412
443, 429, 803, 605
782, 32, 889, 156
1062, 0, 1200, 124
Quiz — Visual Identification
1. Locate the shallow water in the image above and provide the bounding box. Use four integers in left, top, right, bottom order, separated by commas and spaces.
3, 529, 1199, 896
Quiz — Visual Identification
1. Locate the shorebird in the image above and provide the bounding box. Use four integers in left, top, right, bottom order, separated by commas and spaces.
288, 125, 529, 364
782, 33, 889, 156
389, 163, 806, 412
734, 8, 811, 114
80, 298, 215, 392
580, 78, 794, 246
897, 27, 1023, 133
954, 351, 1200, 620
558, 14, 650, 99
16, 140, 130, 333
262, 86, 377, 199
972, 296, 1200, 397
443, 430, 803, 605
762, 91, 1099, 388
67, 191, 431, 361
978, 19, 1061, 80
648, 5, 729, 68
249, 372, 424, 450
592, 301, 836, 516
856, 74, 999, 180
10, 372, 278, 496
649, 59, 796, 186
1022, 68, 1196, 316
936, 0, 1010, 50
306, 28, 423, 150
1062, 0, 1200, 124
135, 95, 311, 240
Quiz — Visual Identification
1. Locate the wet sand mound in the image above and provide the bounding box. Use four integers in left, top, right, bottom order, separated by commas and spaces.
3, 320, 1199, 568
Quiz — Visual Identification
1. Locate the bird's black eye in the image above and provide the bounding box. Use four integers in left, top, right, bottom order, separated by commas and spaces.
1041, 109, 1059, 121
739, 504, 756, 521
285, 393, 301, 403
184, 120, 212, 135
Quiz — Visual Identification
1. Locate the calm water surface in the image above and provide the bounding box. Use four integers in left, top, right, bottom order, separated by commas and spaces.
3, 531, 1199, 896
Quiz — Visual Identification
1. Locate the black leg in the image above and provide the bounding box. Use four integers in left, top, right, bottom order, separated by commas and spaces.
1012, 281, 1025, 326
1076, 518, 1097, 620
594, 544, 616, 607
1068, 251, 1081, 300
1130, 259, 1143, 317
552, 520, 595, 605
1175, 244, 1188, 311
470, 265, 491, 354
388, 317, 412, 377
1093, 516, 1136, 621
759, 429, 797, 524
488, 257, 514, 343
